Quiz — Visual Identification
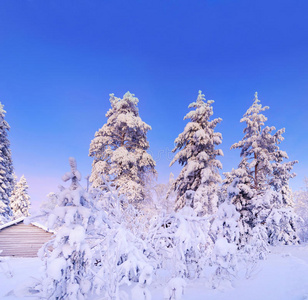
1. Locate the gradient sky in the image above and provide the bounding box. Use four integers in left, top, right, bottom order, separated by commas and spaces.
1, 0, 307, 210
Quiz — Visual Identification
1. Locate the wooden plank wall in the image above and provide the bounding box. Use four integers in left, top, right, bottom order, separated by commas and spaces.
0, 223, 53, 257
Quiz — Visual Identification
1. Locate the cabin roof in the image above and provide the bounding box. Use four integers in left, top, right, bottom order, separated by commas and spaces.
0, 216, 26, 231
0, 218, 54, 257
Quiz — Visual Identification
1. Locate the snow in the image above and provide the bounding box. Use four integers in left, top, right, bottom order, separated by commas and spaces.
47, 257, 67, 280
29, 222, 55, 233
68, 225, 86, 247
0, 216, 25, 230
1, 244, 308, 299
213, 238, 237, 257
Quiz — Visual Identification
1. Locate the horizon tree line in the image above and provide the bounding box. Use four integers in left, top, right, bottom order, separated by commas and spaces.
0, 91, 303, 246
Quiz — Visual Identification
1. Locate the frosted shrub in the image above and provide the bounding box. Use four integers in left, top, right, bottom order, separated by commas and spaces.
90, 178, 155, 299
266, 195, 301, 245
131, 265, 153, 300
163, 277, 187, 300
294, 178, 308, 242
37, 158, 94, 300
210, 179, 240, 288
210, 237, 237, 289
147, 196, 212, 281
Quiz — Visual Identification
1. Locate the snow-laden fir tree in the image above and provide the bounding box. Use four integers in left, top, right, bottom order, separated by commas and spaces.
0, 102, 14, 225
38, 158, 94, 300
10, 175, 30, 219
169, 91, 223, 216
89, 92, 157, 206
225, 92, 299, 246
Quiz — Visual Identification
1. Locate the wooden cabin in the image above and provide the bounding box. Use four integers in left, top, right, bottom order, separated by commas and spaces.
0, 217, 54, 257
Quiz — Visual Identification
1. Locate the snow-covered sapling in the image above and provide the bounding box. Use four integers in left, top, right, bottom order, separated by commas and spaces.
10, 175, 31, 219
148, 193, 212, 281
163, 277, 187, 300
91, 178, 155, 300
210, 179, 240, 289
38, 157, 94, 300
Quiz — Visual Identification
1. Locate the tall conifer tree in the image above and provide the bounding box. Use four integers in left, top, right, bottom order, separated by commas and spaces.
0, 102, 14, 225
225, 92, 299, 245
169, 91, 223, 216
89, 92, 156, 205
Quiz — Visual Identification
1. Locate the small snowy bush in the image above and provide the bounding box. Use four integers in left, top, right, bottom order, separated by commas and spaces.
37, 158, 95, 300
163, 277, 187, 300
90, 178, 155, 299
210, 179, 240, 288
148, 199, 212, 281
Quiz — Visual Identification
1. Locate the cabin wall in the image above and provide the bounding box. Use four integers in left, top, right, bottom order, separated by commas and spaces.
0, 223, 53, 257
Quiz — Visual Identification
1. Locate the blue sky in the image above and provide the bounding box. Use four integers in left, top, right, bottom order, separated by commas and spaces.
0, 0, 307, 209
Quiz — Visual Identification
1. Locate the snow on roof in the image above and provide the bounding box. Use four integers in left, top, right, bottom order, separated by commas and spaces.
30, 222, 55, 234
0, 217, 25, 231
0, 217, 55, 233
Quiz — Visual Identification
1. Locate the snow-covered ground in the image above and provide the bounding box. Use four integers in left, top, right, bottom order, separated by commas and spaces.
1, 244, 308, 300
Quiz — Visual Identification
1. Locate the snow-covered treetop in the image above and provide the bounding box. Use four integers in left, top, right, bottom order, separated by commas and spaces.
90, 92, 152, 160
170, 90, 223, 167
241, 92, 268, 135
104, 91, 151, 151
0, 102, 7, 117
186, 90, 217, 124
62, 157, 82, 191
231, 92, 269, 156
108, 91, 139, 118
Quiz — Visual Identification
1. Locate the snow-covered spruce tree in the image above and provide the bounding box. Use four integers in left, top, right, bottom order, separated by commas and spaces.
0, 102, 14, 225
89, 92, 156, 206
10, 175, 31, 219
38, 158, 94, 300
227, 92, 299, 246
169, 91, 223, 216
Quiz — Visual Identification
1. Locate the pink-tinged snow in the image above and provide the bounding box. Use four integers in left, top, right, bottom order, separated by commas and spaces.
1, 245, 308, 299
